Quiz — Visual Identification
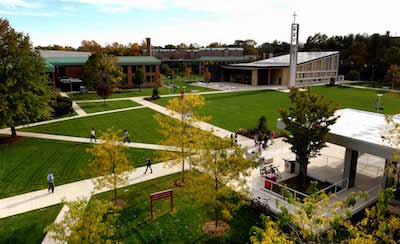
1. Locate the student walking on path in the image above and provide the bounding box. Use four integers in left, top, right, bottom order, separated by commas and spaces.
47, 172, 55, 193
90, 128, 96, 143
270, 130, 275, 145
123, 129, 131, 143
144, 157, 153, 174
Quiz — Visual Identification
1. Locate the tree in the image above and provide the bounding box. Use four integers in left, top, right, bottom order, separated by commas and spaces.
155, 94, 208, 185
45, 198, 119, 243
188, 132, 254, 233
278, 88, 338, 188
0, 18, 52, 137
203, 67, 211, 83
250, 187, 399, 243
83, 51, 123, 103
133, 68, 145, 90
385, 64, 400, 89
86, 128, 133, 203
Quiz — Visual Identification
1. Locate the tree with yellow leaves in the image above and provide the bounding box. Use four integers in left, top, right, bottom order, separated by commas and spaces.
187, 132, 254, 235
45, 198, 119, 243
86, 128, 133, 203
155, 94, 208, 185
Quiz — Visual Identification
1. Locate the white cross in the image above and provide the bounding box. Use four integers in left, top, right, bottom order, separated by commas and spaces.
293, 12, 297, 23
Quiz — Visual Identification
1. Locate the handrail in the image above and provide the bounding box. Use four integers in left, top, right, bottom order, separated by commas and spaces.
315, 177, 349, 196
264, 178, 309, 200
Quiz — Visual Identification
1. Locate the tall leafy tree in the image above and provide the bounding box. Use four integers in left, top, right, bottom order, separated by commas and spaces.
155, 94, 208, 184
278, 88, 338, 188
86, 128, 133, 203
188, 132, 254, 232
45, 198, 119, 243
0, 18, 52, 136
385, 64, 400, 89
133, 68, 144, 90
82, 51, 123, 102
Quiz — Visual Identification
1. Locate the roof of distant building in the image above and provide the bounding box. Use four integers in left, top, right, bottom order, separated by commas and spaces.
39, 50, 161, 66
39, 50, 91, 58
229, 51, 339, 68
198, 55, 256, 62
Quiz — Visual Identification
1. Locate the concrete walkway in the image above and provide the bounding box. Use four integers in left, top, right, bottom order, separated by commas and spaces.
60, 92, 87, 116
0, 161, 183, 219
342, 84, 400, 93
0, 130, 179, 151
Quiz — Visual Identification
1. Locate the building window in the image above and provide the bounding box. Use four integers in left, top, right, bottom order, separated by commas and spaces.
151, 65, 155, 72
132, 66, 137, 72
146, 76, 151, 82
122, 66, 128, 73
146, 66, 150, 73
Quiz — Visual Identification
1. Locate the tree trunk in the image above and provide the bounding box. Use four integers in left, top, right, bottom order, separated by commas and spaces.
10, 126, 16, 137
297, 154, 308, 189
215, 177, 218, 228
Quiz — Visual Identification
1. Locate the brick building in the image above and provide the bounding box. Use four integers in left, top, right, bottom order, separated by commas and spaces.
41, 41, 161, 90
149, 47, 256, 80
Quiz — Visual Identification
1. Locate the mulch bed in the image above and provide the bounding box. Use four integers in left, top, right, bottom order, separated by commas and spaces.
203, 220, 231, 237
0, 135, 25, 145
272, 176, 334, 198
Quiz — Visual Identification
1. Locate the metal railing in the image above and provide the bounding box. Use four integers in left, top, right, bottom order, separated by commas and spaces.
264, 178, 309, 202
315, 177, 349, 196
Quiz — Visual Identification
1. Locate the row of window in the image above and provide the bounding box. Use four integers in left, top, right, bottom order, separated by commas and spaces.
121, 65, 157, 73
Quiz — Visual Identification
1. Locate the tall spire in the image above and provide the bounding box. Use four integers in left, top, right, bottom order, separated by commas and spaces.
293, 12, 297, 23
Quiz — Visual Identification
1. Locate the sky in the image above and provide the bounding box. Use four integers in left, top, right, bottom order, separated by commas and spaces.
1, 0, 400, 48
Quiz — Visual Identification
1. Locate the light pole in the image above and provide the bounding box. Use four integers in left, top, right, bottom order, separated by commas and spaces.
377, 94, 383, 113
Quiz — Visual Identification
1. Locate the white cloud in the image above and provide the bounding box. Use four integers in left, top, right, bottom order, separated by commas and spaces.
0, 0, 41, 8
61, 0, 167, 11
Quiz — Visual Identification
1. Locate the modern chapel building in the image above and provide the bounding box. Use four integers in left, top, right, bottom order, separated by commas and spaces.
221, 51, 340, 86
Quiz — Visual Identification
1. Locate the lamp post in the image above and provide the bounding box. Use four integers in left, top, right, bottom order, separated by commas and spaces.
376, 94, 383, 113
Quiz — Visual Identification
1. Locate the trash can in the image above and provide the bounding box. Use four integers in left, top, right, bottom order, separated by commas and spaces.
265, 174, 277, 190
284, 159, 296, 174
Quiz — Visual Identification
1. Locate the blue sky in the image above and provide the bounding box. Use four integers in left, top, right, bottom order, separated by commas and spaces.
1, 0, 399, 47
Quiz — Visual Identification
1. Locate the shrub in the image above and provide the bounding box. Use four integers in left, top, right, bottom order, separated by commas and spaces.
346, 70, 360, 81
96, 83, 113, 103
53, 95, 73, 117
152, 87, 160, 100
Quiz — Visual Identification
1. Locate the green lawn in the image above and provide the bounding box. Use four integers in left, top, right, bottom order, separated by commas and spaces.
20, 108, 163, 144
308, 86, 400, 115
69, 75, 215, 101
92, 173, 260, 243
0, 137, 161, 198
155, 90, 290, 132
0, 204, 62, 244
77, 100, 141, 114
154, 86, 400, 133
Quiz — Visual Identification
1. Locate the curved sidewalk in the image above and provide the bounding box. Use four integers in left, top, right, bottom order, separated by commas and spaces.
0, 161, 182, 219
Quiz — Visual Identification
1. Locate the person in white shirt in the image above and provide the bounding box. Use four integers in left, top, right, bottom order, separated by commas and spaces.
90, 128, 96, 143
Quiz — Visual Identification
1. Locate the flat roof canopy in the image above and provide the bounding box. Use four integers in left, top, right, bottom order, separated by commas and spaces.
228, 51, 339, 69
328, 109, 400, 160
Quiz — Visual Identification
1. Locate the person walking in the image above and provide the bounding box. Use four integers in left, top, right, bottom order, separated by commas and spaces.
270, 130, 275, 145
254, 133, 259, 146
234, 133, 238, 145
123, 130, 131, 143
47, 172, 55, 193
230, 134, 234, 146
144, 157, 152, 174
90, 128, 96, 143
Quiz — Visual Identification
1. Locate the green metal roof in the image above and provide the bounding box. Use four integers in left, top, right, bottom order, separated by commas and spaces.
45, 56, 161, 66
45, 61, 55, 72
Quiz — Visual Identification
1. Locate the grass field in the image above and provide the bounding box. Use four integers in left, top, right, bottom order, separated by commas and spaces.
20, 108, 164, 144
69, 75, 215, 101
0, 204, 62, 243
154, 86, 400, 132
77, 100, 141, 114
0, 137, 161, 198
92, 173, 260, 243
